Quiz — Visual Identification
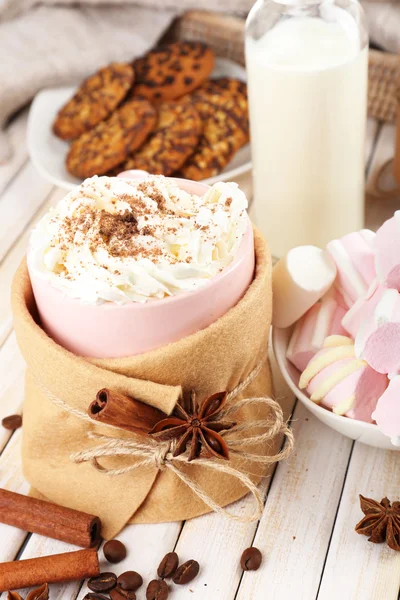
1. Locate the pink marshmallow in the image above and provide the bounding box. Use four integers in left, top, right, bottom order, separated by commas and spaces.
355, 288, 400, 377
327, 230, 376, 308
372, 375, 400, 446
341, 280, 386, 339
375, 211, 400, 290
286, 291, 347, 372
299, 335, 388, 422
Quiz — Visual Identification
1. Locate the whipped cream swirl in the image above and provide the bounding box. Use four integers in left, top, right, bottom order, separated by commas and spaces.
28, 175, 249, 304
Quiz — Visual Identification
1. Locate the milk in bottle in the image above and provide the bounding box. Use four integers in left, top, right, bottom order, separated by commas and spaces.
246, 2, 368, 257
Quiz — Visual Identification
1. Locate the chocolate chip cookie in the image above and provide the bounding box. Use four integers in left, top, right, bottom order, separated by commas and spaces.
131, 41, 215, 103
119, 101, 202, 176
53, 63, 134, 141
66, 98, 156, 178
179, 87, 249, 181
197, 77, 248, 100
188, 78, 249, 137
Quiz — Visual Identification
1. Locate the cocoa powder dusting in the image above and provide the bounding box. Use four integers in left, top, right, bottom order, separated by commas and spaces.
137, 181, 167, 211
49, 176, 240, 271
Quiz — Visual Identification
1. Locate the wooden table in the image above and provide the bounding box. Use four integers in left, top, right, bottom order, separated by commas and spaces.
0, 113, 399, 600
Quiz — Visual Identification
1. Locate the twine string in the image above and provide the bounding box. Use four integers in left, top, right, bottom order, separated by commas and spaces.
38, 361, 294, 522
34, 359, 263, 428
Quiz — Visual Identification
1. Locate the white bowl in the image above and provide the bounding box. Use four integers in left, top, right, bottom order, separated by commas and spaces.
272, 326, 400, 451
27, 58, 251, 191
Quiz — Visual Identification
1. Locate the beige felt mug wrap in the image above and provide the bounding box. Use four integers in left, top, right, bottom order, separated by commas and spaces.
12, 228, 281, 539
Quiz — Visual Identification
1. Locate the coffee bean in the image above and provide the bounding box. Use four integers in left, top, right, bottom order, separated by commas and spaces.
157, 552, 179, 579
2, 415, 22, 430
117, 572, 143, 592
146, 580, 168, 600
110, 588, 136, 600
88, 573, 117, 592
84, 594, 109, 600
240, 547, 262, 571
172, 559, 199, 585
103, 540, 127, 564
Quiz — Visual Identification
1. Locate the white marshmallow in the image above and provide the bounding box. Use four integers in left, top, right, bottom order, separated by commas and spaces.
272, 245, 337, 328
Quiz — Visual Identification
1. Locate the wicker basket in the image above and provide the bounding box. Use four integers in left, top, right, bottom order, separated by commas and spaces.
369, 49, 399, 123
167, 11, 399, 124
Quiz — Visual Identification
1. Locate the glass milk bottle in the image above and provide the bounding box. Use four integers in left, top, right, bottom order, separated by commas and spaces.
245, 0, 368, 258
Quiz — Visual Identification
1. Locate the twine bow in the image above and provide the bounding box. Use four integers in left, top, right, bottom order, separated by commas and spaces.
39, 362, 294, 523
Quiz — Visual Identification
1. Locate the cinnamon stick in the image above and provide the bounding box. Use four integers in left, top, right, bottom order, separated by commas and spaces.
0, 489, 101, 548
0, 549, 99, 591
89, 388, 166, 434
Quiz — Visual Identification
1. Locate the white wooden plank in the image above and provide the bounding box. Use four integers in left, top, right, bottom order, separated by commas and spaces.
0, 162, 53, 263
0, 187, 65, 349
0, 110, 29, 196
0, 431, 30, 563
0, 333, 26, 452
75, 523, 182, 600
317, 443, 400, 600
235, 403, 352, 600
171, 491, 267, 599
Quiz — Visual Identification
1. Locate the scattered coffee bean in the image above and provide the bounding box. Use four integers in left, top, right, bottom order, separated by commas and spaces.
88, 573, 117, 592
146, 579, 168, 600
157, 552, 179, 579
2, 415, 22, 431
172, 559, 199, 585
110, 589, 136, 600
117, 571, 143, 591
104, 540, 127, 564
84, 594, 109, 600
240, 547, 262, 571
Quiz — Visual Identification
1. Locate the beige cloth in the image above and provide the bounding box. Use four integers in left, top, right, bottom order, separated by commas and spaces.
0, 0, 253, 162
12, 229, 284, 539
0, 1, 253, 22
363, 2, 400, 53
0, 3, 178, 161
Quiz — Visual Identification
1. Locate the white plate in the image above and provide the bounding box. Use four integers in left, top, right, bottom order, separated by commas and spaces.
272, 326, 400, 451
27, 58, 251, 191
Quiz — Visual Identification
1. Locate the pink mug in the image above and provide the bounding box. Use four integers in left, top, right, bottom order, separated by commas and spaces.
28, 173, 255, 358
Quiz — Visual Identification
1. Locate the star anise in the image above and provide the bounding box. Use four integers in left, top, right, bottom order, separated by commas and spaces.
355, 495, 400, 551
149, 391, 235, 461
